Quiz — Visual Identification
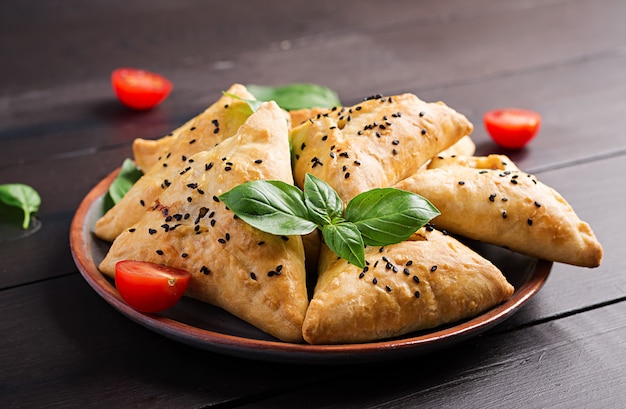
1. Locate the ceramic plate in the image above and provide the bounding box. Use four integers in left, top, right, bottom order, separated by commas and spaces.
70, 168, 552, 365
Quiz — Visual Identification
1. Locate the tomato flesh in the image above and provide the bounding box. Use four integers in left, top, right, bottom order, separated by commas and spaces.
111, 68, 173, 110
115, 260, 190, 313
483, 108, 541, 149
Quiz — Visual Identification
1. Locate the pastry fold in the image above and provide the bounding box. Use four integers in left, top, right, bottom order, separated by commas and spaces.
95, 84, 255, 242
303, 227, 514, 344
394, 154, 603, 267
99, 101, 309, 343
289, 93, 473, 203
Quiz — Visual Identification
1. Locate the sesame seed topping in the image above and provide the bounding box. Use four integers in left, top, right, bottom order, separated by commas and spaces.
156, 250, 164, 255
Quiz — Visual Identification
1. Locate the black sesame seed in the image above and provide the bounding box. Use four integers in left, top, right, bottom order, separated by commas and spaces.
189, 139, 196, 144
431, 265, 438, 272
414, 291, 421, 299
421, 129, 427, 135
458, 181, 465, 185
212, 196, 220, 202
128, 228, 136, 233
140, 200, 145, 206
372, 278, 378, 285
535, 201, 542, 207
528, 218, 533, 226
403, 268, 410, 275
181, 253, 188, 258
258, 241, 265, 246
413, 275, 420, 283
250, 272, 256, 280
502, 211, 508, 219
254, 159, 263, 164
392, 139, 400, 145
156, 249, 164, 255
148, 228, 157, 235
386, 285, 392, 292
218, 238, 226, 244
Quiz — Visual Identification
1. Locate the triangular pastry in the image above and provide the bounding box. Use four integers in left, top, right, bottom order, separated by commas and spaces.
132, 84, 256, 172
394, 154, 603, 267
99, 101, 309, 343
95, 84, 255, 242
289, 93, 473, 203
302, 227, 514, 344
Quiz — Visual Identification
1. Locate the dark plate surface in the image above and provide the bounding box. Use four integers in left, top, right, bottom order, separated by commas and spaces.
70, 168, 552, 365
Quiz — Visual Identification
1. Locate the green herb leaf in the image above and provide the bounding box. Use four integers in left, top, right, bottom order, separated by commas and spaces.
108, 159, 143, 204
223, 92, 263, 113
344, 188, 440, 246
321, 222, 365, 268
219, 180, 317, 235
0, 183, 41, 229
246, 83, 341, 111
303, 174, 344, 226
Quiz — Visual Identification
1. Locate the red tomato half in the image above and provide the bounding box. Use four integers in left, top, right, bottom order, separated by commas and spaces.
483, 108, 541, 149
111, 68, 173, 110
115, 260, 190, 313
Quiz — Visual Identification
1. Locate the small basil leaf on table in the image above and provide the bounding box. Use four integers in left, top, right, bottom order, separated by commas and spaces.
345, 188, 440, 246
321, 222, 366, 269
219, 180, 318, 236
303, 174, 344, 226
246, 83, 341, 110
0, 183, 41, 229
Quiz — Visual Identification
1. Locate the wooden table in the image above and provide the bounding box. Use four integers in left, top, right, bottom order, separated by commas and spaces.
2, 1, 625, 407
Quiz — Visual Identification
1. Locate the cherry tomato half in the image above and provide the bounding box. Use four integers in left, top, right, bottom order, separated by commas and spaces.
483, 108, 541, 149
111, 68, 173, 110
115, 260, 190, 313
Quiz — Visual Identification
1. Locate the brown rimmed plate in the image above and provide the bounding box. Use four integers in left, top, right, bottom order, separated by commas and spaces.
70, 168, 552, 365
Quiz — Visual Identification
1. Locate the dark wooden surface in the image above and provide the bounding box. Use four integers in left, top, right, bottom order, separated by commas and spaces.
1, 1, 625, 407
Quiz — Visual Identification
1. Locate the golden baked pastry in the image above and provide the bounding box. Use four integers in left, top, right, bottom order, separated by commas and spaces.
95, 84, 255, 242
98, 101, 309, 343
394, 154, 603, 267
289, 93, 473, 203
302, 227, 514, 344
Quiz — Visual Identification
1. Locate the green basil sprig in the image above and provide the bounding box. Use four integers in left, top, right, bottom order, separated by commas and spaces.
220, 174, 439, 268
102, 158, 143, 213
108, 158, 143, 204
0, 183, 41, 229
246, 83, 341, 111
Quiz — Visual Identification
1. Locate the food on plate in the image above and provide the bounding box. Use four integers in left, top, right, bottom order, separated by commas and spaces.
115, 260, 190, 313
289, 93, 473, 203
483, 108, 541, 149
94, 83, 602, 345
394, 154, 602, 267
303, 227, 514, 344
112, 67, 173, 111
99, 101, 309, 342
95, 84, 254, 242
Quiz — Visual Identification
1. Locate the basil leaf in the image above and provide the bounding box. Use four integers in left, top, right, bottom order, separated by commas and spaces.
223, 92, 263, 113
322, 222, 365, 268
0, 183, 41, 229
219, 180, 317, 235
108, 159, 143, 204
344, 188, 440, 246
303, 173, 344, 226
246, 83, 341, 111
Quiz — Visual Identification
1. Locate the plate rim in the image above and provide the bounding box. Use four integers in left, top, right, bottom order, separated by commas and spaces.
70, 168, 552, 364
